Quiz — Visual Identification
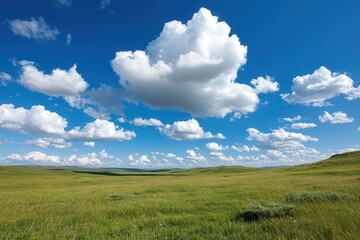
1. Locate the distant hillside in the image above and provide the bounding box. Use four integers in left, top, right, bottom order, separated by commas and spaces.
283, 151, 360, 175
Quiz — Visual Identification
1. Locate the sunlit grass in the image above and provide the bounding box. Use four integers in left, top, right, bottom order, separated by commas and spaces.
0, 151, 359, 239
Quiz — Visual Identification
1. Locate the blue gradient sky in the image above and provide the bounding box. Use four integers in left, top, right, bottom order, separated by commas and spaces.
0, 0, 359, 168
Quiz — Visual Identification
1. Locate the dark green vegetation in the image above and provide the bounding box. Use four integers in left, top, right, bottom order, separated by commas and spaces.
234, 201, 294, 222
0, 151, 359, 239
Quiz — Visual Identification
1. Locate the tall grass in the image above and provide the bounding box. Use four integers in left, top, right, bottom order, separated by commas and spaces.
0, 152, 359, 239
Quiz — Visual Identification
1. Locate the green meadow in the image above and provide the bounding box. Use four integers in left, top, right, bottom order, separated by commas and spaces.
0, 151, 359, 239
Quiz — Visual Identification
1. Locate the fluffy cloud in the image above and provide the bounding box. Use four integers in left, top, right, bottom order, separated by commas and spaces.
358, 127, 360, 132
283, 115, 302, 122
0, 104, 67, 135
68, 119, 136, 141
151, 152, 184, 162
247, 128, 318, 150
127, 154, 151, 166
19, 60, 88, 98
26, 138, 71, 149
112, 8, 269, 118
251, 76, 279, 94
319, 111, 354, 124
291, 122, 317, 129
8, 17, 60, 40
66, 150, 121, 166
54, 0, 72, 8
132, 117, 163, 127
281, 66, 360, 106
205, 142, 228, 151
210, 152, 234, 162
84, 141, 95, 147
0, 104, 135, 142
159, 118, 225, 140
186, 149, 206, 162
6, 151, 61, 164
231, 144, 259, 152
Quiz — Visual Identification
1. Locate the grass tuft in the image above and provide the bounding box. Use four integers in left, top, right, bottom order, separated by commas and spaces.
234, 201, 294, 222
286, 191, 349, 203
106, 192, 139, 200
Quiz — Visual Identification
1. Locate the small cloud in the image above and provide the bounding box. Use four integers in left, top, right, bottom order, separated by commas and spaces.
66, 33, 72, 45
68, 119, 136, 141
84, 141, 95, 147
0, 72, 12, 86
128, 154, 151, 166
159, 118, 225, 141
231, 145, 259, 152
132, 117, 163, 127
291, 122, 317, 129
283, 115, 302, 122
281, 66, 360, 106
118, 117, 126, 123
53, 0, 72, 8
8, 17, 60, 41
99, 0, 111, 9
205, 142, 228, 151
26, 138, 71, 149
186, 149, 206, 162
319, 111, 354, 124
18, 60, 88, 99
251, 76, 279, 94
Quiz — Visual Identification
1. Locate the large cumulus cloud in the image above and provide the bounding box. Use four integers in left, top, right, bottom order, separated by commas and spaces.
112, 8, 277, 117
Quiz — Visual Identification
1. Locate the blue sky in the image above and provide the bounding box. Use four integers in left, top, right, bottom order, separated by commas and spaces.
0, 0, 359, 168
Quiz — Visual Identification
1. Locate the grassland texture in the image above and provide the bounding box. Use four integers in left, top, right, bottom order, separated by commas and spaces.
0, 152, 359, 239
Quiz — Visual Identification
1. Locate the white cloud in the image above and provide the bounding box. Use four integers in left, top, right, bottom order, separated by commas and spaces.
283, 115, 302, 122
26, 138, 71, 149
0, 72, 12, 86
281, 66, 360, 106
99, 0, 111, 9
159, 118, 225, 141
291, 122, 317, 129
111, 8, 269, 118
7, 151, 62, 164
54, 0, 72, 8
127, 154, 151, 166
68, 119, 136, 141
358, 127, 360, 132
8, 17, 60, 40
118, 117, 126, 123
66, 150, 121, 166
319, 111, 354, 124
186, 149, 206, 162
132, 117, 163, 127
19, 60, 88, 98
251, 76, 279, 94
210, 152, 234, 162
166, 153, 184, 161
0, 104, 135, 142
2, 149, 121, 167
0, 104, 67, 135
84, 141, 95, 147
231, 144, 259, 152
205, 142, 228, 151
247, 128, 318, 150
66, 33, 72, 45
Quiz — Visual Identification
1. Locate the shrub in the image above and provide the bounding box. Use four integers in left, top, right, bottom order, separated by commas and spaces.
286, 192, 349, 203
234, 201, 294, 222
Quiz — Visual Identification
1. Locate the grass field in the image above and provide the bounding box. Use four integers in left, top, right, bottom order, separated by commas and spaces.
0, 151, 359, 239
